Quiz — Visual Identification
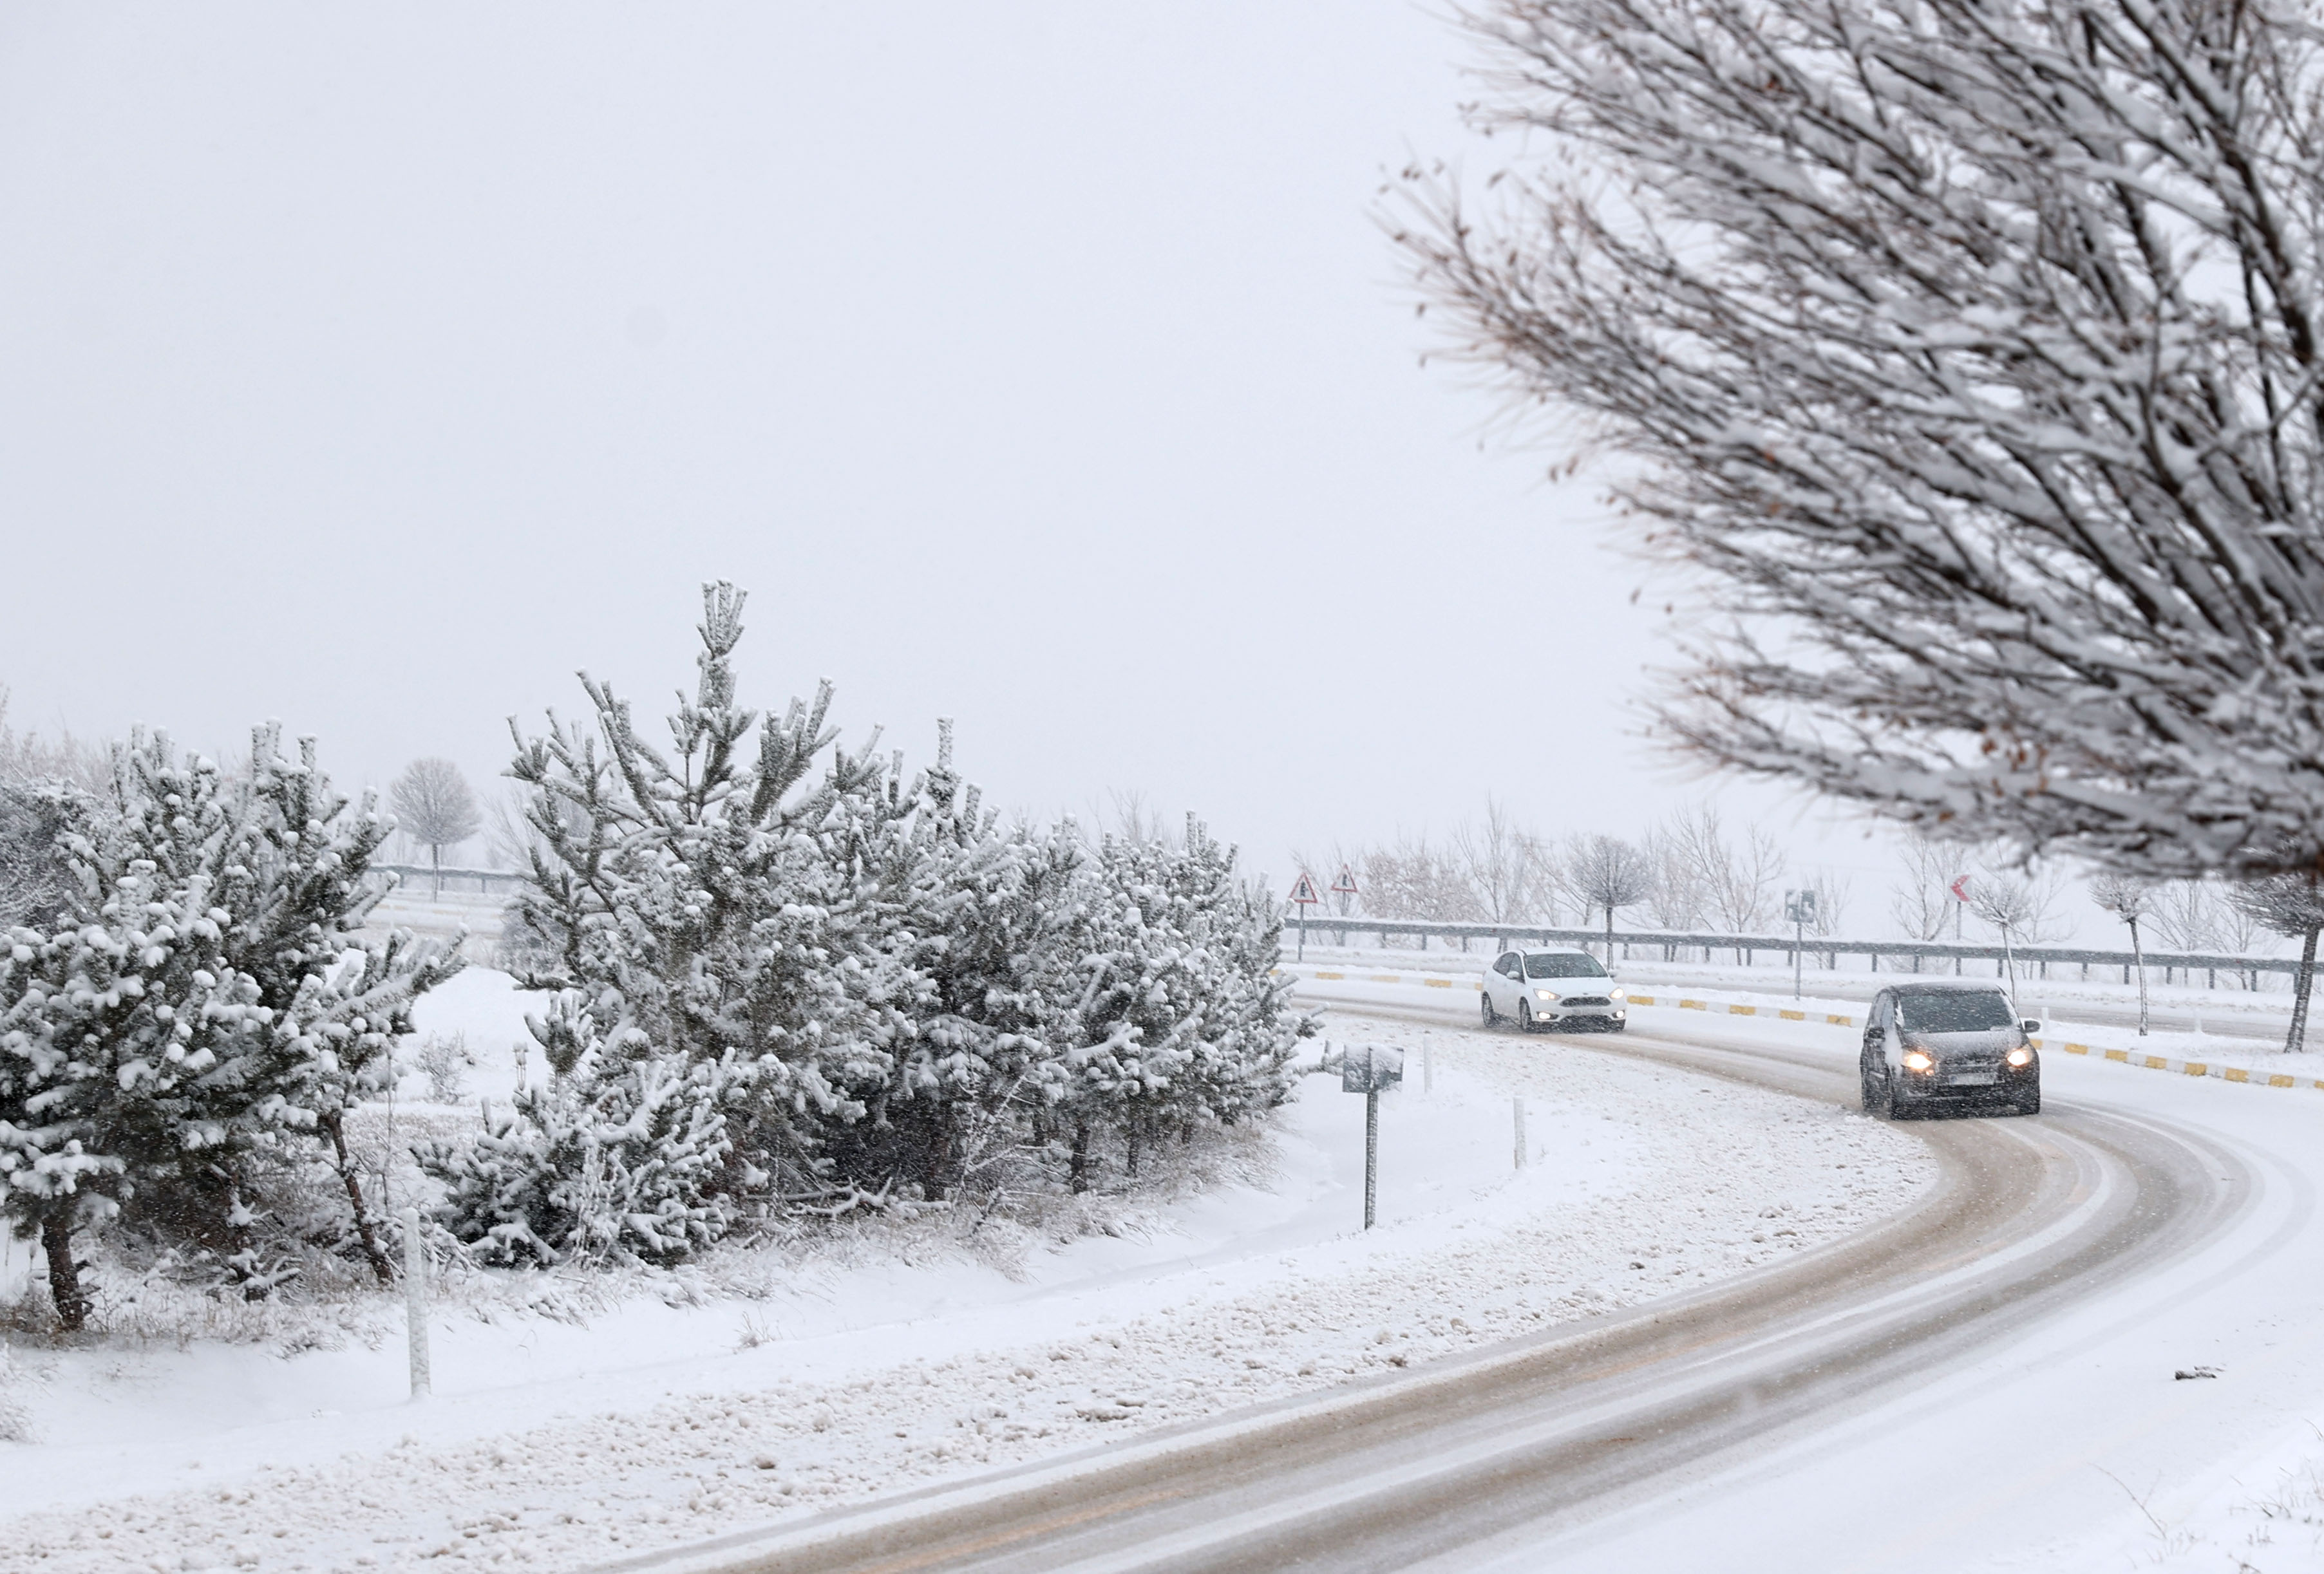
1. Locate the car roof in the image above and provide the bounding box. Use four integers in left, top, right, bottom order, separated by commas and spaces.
1515, 946, 1594, 956
1884, 980, 2010, 993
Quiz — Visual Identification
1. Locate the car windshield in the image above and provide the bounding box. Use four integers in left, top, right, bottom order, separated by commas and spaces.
1896, 991, 2016, 1033
1525, 953, 1607, 979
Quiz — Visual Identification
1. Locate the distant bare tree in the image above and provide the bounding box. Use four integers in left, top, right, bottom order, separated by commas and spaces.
1452, 798, 1551, 925
1564, 833, 1652, 962
1642, 822, 1708, 958
1889, 834, 1962, 946
2089, 874, 2156, 1036
390, 758, 482, 898
2229, 861, 2324, 1051
1359, 836, 1478, 924
1968, 866, 2070, 946
1665, 808, 1783, 935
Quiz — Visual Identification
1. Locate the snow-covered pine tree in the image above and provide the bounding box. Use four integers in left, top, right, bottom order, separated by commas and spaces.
503, 583, 894, 1205
834, 724, 1095, 1199
1057, 820, 1308, 1189
417, 990, 737, 1265
0, 728, 458, 1327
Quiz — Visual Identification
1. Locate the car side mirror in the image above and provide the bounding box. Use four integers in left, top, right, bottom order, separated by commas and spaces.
2021, 1018, 2042, 1035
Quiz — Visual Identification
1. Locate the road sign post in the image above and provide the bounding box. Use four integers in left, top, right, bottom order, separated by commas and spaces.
1951, 875, 1971, 973
1330, 865, 1359, 948
1339, 1045, 1404, 1229
1783, 888, 1818, 1000
1289, 870, 1321, 961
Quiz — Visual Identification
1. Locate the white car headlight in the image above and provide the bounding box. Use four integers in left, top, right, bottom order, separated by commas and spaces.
1610, 987, 1627, 1001
1535, 989, 1560, 1002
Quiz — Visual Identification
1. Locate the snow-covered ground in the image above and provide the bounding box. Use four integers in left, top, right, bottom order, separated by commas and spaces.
0, 975, 1928, 1573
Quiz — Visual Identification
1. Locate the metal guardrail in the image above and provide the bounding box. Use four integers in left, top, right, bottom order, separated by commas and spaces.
371, 863, 525, 895
1281, 913, 2298, 982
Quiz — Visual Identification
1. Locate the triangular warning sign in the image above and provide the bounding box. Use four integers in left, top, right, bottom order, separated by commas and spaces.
1331, 865, 1359, 895
1288, 870, 1321, 904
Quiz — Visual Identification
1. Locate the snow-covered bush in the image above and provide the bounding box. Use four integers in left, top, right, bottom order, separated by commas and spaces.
0, 727, 460, 1329
422, 583, 1310, 1262
412, 1031, 472, 1103
417, 991, 738, 1266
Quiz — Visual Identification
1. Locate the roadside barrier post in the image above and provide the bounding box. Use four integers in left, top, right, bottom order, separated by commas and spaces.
404, 1206, 431, 1402
1422, 1034, 1433, 1094
1513, 1098, 1527, 1170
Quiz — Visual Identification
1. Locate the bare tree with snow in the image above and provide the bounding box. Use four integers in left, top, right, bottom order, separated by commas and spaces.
2229, 864, 2324, 1052
1890, 835, 1964, 948
2089, 874, 2156, 1036
1564, 832, 1652, 962
1395, 0, 2324, 883
390, 757, 482, 898
1451, 798, 1552, 925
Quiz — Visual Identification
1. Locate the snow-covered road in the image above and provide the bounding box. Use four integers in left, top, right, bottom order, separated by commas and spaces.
619, 987, 2324, 1574
0, 980, 1923, 1573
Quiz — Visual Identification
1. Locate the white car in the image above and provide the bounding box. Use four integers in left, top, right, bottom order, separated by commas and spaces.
1480, 948, 1628, 1033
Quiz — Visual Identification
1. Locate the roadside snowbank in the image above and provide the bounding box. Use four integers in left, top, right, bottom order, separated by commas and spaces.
0, 1013, 1929, 1574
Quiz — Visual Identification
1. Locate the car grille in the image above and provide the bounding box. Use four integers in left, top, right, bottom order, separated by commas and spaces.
1560, 996, 1612, 1008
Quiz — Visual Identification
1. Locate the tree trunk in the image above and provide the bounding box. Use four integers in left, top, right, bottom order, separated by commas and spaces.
2128, 917, 2149, 1037
40, 1212, 90, 1333
2287, 928, 2320, 1054
1069, 1121, 1091, 1194
1125, 1119, 1143, 1178
323, 1109, 395, 1285
924, 1119, 952, 1201
431, 843, 442, 901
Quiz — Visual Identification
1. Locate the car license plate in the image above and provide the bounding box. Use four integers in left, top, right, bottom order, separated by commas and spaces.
1949, 1072, 1999, 1086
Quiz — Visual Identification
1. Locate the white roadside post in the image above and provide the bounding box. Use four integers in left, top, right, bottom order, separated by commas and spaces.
403, 1206, 431, 1402
1512, 1098, 1527, 1170
1340, 1045, 1404, 1230
1422, 1033, 1434, 1095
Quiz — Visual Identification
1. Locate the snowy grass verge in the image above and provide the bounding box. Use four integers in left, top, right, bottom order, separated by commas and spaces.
0, 1018, 1932, 1574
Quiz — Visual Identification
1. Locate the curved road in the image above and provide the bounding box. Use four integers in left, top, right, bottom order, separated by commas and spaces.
614, 998, 2305, 1574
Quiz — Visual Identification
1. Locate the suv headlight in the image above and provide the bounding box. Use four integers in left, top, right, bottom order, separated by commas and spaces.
2006, 1045, 2034, 1067
1610, 987, 1627, 1000
1535, 989, 1560, 1002
1902, 1049, 1935, 1073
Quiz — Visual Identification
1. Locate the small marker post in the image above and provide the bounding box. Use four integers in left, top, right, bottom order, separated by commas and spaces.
1512, 1098, 1527, 1170
1339, 1045, 1403, 1230
403, 1207, 432, 1402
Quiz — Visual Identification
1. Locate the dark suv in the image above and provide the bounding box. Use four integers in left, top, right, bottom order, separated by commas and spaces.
1860, 982, 2041, 1118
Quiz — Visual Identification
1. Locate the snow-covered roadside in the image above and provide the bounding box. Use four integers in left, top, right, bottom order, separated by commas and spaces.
0, 1009, 1931, 1574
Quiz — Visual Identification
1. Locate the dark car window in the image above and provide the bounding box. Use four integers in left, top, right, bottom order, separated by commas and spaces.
1496, 955, 1520, 977
1525, 953, 1608, 979
1896, 991, 2015, 1033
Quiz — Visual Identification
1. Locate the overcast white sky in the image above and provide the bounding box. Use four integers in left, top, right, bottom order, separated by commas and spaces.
0, 3, 1947, 924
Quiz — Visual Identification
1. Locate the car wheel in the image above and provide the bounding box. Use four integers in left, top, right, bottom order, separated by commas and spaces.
1517, 1001, 1535, 1034
1480, 991, 1497, 1027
